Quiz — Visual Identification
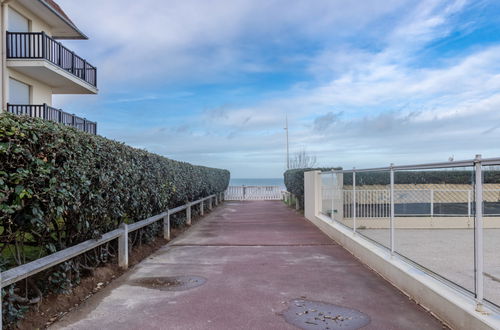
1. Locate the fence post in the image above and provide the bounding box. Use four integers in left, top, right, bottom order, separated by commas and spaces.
118, 223, 128, 269
186, 202, 192, 226
200, 200, 204, 216
83, 59, 87, 81
215, 194, 218, 206
430, 189, 434, 218
353, 168, 356, 233
468, 190, 471, 219
474, 154, 484, 312
0, 271, 2, 330
209, 197, 213, 210
390, 164, 395, 256
41, 31, 46, 59
163, 211, 170, 240
330, 173, 335, 221
58, 41, 62, 65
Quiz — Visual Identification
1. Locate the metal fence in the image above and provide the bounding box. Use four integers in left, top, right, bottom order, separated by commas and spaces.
336, 189, 500, 218
319, 155, 500, 311
7, 103, 97, 134
6, 31, 97, 87
225, 185, 284, 200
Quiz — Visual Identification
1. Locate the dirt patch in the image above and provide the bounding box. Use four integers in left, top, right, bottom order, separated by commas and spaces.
14, 212, 208, 330
15, 265, 124, 330
130, 275, 206, 291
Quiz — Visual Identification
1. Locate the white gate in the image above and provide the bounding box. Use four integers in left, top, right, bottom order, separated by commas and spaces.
225, 186, 283, 200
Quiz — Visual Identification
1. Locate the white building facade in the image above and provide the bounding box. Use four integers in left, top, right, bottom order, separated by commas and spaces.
0, 0, 97, 133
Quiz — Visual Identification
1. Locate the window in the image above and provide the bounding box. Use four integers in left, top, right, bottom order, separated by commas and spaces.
9, 78, 30, 104
8, 8, 29, 32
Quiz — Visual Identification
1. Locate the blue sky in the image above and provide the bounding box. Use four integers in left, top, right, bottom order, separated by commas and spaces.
55, 0, 500, 178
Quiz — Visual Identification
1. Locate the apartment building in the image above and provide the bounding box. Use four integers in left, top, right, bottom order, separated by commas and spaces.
0, 0, 98, 134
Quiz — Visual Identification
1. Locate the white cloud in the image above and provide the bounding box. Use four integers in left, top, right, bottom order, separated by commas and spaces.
58, 0, 409, 86
54, 0, 500, 177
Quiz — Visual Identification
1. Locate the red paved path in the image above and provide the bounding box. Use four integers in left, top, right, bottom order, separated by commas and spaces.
52, 201, 443, 330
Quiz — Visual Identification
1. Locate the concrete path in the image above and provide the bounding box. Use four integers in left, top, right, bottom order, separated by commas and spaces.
52, 201, 444, 330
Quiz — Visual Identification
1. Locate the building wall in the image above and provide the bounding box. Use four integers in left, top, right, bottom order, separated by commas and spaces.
8, 69, 52, 105
7, 2, 53, 35
2, 2, 54, 107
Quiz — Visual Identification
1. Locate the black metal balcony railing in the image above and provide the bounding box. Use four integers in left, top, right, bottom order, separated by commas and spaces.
6, 32, 97, 87
7, 104, 97, 135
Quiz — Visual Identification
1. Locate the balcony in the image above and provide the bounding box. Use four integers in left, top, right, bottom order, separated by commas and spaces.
6, 32, 97, 94
7, 104, 97, 134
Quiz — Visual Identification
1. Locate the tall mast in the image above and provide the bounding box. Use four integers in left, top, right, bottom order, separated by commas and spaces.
285, 114, 290, 170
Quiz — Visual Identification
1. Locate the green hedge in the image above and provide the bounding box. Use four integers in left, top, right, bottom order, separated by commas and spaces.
0, 114, 230, 325
0, 113, 229, 264
344, 170, 500, 185
284, 168, 341, 209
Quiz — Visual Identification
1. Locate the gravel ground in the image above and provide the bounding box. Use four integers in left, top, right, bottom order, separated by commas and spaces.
358, 228, 500, 307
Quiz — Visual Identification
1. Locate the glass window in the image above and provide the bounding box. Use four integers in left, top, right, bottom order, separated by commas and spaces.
8, 8, 29, 32
9, 78, 30, 104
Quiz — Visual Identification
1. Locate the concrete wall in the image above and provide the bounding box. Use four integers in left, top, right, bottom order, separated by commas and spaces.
304, 170, 500, 330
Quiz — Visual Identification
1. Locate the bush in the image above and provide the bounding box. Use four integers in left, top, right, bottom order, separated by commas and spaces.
344, 170, 500, 185
284, 167, 341, 209
0, 114, 229, 263
0, 114, 229, 324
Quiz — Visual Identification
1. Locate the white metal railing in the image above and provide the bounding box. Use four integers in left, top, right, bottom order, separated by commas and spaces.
0, 192, 225, 329
333, 189, 499, 218
323, 184, 500, 218
318, 154, 500, 311
225, 185, 283, 200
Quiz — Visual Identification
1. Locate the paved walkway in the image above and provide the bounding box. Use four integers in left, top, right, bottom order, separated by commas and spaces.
52, 201, 443, 330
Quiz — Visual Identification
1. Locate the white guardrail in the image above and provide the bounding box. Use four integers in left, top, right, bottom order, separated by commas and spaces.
321, 187, 500, 218
225, 185, 284, 200
0, 192, 225, 329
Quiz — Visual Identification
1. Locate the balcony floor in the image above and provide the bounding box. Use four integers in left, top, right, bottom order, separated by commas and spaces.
51, 201, 445, 329
7, 59, 98, 94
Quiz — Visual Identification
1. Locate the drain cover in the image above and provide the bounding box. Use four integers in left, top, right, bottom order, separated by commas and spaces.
131, 276, 206, 291
282, 299, 370, 330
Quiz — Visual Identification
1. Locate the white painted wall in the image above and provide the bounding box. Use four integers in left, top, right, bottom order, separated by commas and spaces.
7, 3, 52, 35
1, 2, 56, 109
8, 69, 52, 105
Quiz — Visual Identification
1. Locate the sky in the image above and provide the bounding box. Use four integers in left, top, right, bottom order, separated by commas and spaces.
55, 0, 500, 178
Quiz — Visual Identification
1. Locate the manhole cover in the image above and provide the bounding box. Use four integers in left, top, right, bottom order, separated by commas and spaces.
282, 299, 370, 330
131, 276, 206, 291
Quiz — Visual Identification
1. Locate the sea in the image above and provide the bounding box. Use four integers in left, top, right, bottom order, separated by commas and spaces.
229, 178, 285, 188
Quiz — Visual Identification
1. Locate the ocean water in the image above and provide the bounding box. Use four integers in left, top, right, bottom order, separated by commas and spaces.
229, 178, 285, 187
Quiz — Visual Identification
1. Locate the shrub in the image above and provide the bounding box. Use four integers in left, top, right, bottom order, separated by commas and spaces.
0, 113, 229, 264
284, 167, 341, 209
0, 113, 229, 323
344, 170, 500, 185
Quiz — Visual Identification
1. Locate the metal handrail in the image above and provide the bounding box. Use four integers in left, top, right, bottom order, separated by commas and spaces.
6, 31, 97, 87
7, 103, 97, 134
0, 189, 224, 330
